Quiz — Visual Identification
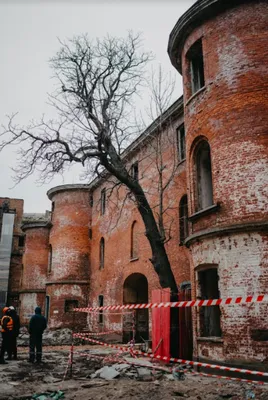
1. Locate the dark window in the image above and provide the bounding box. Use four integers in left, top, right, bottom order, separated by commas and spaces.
131, 162, 139, 181
48, 245, 52, 273
179, 195, 189, 243
187, 39, 205, 95
100, 237, 105, 269
45, 296, 50, 321
130, 221, 138, 259
98, 295, 104, 324
198, 268, 221, 337
195, 140, 213, 210
64, 299, 78, 313
101, 189, 106, 215
18, 235, 25, 248
88, 228, 92, 240
177, 124, 186, 162
51, 202, 55, 213
89, 193, 94, 207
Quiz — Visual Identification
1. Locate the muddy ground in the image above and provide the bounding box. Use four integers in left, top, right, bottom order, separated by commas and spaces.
1, 345, 268, 400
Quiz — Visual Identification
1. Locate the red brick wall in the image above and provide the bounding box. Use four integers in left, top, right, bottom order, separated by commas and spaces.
20, 226, 50, 324
179, 2, 268, 365
48, 189, 91, 328
89, 114, 191, 334
182, 2, 268, 229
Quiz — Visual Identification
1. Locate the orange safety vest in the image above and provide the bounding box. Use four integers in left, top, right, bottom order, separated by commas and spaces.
1, 315, 13, 332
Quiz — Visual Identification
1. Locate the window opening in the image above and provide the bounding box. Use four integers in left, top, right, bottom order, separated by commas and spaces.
100, 189, 106, 215
198, 268, 221, 337
195, 141, 213, 210
99, 295, 104, 324
177, 124, 186, 162
100, 237, 105, 269
45, 296, 50, 321
179, 195, 188, 243
131, 162, 139, 181
187, 39, 205, 95
18, 235, 25, 248
130, 221, 139, 259
64, 299, 78, 313
48, 244, 52, 273
89, 193, 94, 207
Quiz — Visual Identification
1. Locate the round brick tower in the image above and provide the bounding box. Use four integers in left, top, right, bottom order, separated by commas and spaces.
168, 0, 268, 368
20, 221, 51, 325
46, 184, 91, 329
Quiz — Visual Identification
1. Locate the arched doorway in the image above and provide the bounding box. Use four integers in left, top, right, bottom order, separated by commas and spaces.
123, 273, 149, 343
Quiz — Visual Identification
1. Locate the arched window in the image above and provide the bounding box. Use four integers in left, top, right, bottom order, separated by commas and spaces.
179, 195, 189, 243
130, 221, 139, 259
100, 237, 105, 269
195, 141, 213, 210
48, 244, 52, 273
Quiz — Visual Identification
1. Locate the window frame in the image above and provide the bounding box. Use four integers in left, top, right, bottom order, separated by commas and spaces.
98, 295, 104, 324
179, 195, 189, 244
177, 124, 186, 162
99, 237, 105, 269
131, 161, 139, 181
196, 266, 222, 338
100, 188, 106, 215
187, 39, 205, 96
130, 220, 139, 260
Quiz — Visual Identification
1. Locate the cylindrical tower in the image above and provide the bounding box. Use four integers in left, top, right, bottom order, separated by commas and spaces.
168, 0, 268, 368
46, 184, 91, 329
20, 221, 50, 325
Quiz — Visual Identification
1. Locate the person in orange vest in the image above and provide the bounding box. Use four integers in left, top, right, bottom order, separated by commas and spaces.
0, 307, 14, 364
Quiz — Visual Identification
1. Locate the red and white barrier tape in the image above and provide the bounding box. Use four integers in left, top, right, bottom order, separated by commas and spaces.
72, 349, 268, 385
74, 295, 268, 312
189, 371, 268, 385
73, 334, 268, 379
73, 351, 170, 373
76, 330, 120, 336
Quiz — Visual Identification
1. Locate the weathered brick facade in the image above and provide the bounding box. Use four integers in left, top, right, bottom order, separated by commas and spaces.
168, 0, 268, 367
3, 0, 268, 368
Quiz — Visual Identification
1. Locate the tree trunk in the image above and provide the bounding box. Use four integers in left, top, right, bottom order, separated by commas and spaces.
132, 184, 178, 294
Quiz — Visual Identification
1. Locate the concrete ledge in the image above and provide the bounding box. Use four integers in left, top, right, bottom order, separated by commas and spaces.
185, 221, 268, 247
19, 289, 46, 294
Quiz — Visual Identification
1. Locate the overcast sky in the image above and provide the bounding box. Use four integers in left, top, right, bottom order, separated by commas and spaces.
0, 0, 194, 213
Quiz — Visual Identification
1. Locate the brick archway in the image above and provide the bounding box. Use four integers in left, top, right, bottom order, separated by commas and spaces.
123, 273, 149, 343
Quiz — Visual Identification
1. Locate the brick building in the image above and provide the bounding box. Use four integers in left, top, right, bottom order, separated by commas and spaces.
2, 0, 268, 368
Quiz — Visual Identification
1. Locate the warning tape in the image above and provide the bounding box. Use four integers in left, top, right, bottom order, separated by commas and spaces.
73, 351, 170, 373
77, 330, 120, 336
189, 371, 268, 386
73, 334, 268, 379
87, 311, 134, 315
74, 295, 267, 312
72, 349, 268, 385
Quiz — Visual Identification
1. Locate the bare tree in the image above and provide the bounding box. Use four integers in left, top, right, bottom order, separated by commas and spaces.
0, 32, 178, 293
144, 66, 179, 244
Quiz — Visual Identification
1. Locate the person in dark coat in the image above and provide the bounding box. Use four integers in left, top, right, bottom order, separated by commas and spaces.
9, 306, 20, 360
0, 307, 13, 364
28, 307, 47, 363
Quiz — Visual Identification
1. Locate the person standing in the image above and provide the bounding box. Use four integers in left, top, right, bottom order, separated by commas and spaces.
0, 307, 13, 364
28, 306, 47, 363
9, 306, 20, 360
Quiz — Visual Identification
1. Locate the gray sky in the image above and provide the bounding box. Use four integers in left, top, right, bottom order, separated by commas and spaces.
0, 0, 193, 213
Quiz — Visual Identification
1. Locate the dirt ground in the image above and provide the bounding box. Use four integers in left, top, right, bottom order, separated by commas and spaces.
1, 345, 268, 400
